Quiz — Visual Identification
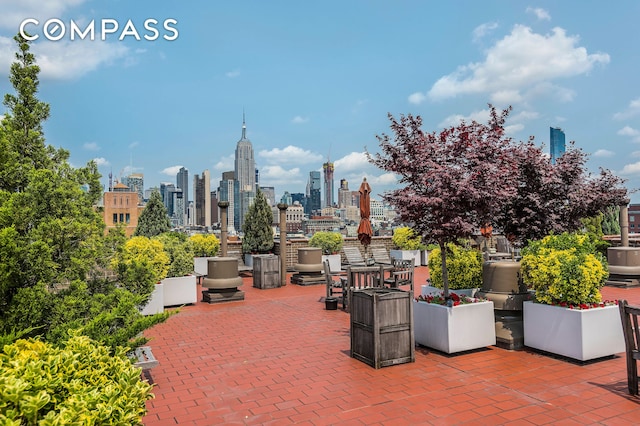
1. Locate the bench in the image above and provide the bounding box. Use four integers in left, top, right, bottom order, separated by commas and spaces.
131, 346, 159, 370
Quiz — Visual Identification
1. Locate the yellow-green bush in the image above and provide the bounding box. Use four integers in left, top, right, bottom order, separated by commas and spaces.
0, 334, 152, 425
427, 243, 483, 289
520, 232, 608, 305
392, 227, 425, 250
190, 233, 220, 257
112, 236, 169, 297
308, 231, 343, 254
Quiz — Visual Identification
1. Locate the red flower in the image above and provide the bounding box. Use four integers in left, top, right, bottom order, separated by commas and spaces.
450, 293, 460, 302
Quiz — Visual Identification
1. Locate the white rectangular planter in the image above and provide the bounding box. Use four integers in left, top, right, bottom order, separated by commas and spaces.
523, 301, 625, 361
322, 254, 342, 273
413, 300, 496, 354
420, 250, 429, 266
390, 249, 421, 267
140, 283, 164, 315
421, 285, 479, 298
194, 257, 215, 276
162, 275, 197, 307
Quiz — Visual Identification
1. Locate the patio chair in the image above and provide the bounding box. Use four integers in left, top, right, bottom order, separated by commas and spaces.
324, 260, 344, 301
342, 264, 385, 311
343, 246, 366, 266
618, 300, 640, 395
383, 258, 415, 293
371, 245, 393, 265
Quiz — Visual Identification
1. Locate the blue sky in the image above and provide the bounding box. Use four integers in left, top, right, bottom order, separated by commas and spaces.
1, 1, 639, 203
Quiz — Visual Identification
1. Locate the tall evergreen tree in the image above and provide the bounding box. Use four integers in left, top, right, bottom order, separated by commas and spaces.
242, 188, 274, 254
134, 190, 171, 237
602, 205, 621, 235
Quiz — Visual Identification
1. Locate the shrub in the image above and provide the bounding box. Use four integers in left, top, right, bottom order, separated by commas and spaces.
112, 236, 169, 297
308, 231, 343, 254
520, 232, 608, 305
428, 243, 483, 290
392, 227, 426, 250
190, 233, 220, 257
154, 232, 194, 278
0, 334, 153, 424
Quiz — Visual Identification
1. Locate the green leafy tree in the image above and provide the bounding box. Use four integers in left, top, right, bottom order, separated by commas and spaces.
155, 232, 194, 277
602, 205, 621, 236
134, 190, 171, 237
242, 188, 274, 254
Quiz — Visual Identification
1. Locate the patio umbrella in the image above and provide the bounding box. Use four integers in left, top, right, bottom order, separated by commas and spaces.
357, 178, 373, 251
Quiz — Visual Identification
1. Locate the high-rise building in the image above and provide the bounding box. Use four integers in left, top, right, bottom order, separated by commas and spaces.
176, 167, 189, 213
160, 182, 176, 216
122, 173, 144, 205
193, 170, 211, 227
235, 114, 256, 230
306, 170, 321, 215
218, 171, 238, 233
550, 127, 566, 165
338, 178, 350, 208
323, 160, 334, 208
260, 186, 276, 207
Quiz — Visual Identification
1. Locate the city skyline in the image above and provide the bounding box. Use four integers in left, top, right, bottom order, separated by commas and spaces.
1, 2, 639, 202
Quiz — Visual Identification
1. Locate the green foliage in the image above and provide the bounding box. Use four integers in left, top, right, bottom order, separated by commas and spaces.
154, 232, 194, 277
112, 236, 169, 297
521, 232, 608, 305
190, 233, 220, 257
242, 188, 274, 254
134, 190, 171, 238
392, 226, 426, 250
427, 243, 483, 289
0, 334, 153, 424
602, 205, 621, 235
308, 231, 344, 254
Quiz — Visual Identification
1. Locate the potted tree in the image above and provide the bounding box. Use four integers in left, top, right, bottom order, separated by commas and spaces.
191, 233, 220, 276
368, 106, 518, 353
389, 226, 425, 267
154, 232, 197, 307
521, 232, 625, 361
242, 188, 275, 268
309, 231, 344, 272
424, 242, 482, 298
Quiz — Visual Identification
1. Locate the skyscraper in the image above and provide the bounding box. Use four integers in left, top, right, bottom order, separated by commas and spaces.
550, 127, 566, 165
218, 171, 238, 233
122, 173, 144, 205
193, 170, 211, 227
338, 178, 350, 208
235, 114, 256, 230
176, 167, 189, 214
307, 170, 321, 215
323, 160, 334, 208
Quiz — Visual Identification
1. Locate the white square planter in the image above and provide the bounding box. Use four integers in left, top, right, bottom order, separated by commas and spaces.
162, 275, 197, 307
390, 249, 421, 267
194, 256, 216, 276
413, 300, 496, 353
421, 285, 479, 298
322, 254, 342, 273
140, 283, 164, 315
523, 301, 625, 361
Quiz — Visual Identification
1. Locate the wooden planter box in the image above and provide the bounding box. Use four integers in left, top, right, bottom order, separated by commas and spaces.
523, 301, 625, 361
350, 288, 415, 368
253, 254, 281, 289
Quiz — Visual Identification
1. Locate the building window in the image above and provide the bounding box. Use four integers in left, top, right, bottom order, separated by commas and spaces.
126, 197, 129, 206
119, 213, 124, 223
113, 213, 118, 224
631, 216, 635, 222
125, 213, 130, 224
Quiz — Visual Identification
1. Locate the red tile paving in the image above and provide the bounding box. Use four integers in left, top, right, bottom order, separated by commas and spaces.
142, 267, 640, 425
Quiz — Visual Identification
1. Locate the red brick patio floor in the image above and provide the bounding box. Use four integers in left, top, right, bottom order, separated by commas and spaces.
142, 267, 640, 425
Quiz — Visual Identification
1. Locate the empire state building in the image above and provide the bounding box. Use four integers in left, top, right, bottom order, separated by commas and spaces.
234, 114, 256, 229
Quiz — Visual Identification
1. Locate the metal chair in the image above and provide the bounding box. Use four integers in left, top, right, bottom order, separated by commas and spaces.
619, 300, 640, 395
383, 258, 415, 293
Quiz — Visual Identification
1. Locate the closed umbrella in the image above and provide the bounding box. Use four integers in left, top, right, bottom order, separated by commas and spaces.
357, 178, 373, 252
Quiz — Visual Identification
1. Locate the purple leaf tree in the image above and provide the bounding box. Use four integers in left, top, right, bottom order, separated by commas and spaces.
368, 106, 518, 298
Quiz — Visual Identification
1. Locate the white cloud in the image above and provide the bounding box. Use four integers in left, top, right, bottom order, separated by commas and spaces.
259, 165, 303, 186
161, 165, 183, 176
334, 152, 371, 174
617, 126, 640, 142
128, 141, 139, 149
428, 25, 610, 103
83, 142, 99, 151
408, 92, 426, 105
593, 149, 615, 158
438, 108, 491, 128
632, 151, 640, 158
504, 123, 524, 135
93, 157, 109, 166
472, 22, 498, 42
613, 98, 640, 120
620, 162, 640, 175
226, 70, 240, 78
213, 154, 234, 172
259, 146, 322, 165
526, 7, 551, 21
291, 116, 309, 124
0, 0, 86, 30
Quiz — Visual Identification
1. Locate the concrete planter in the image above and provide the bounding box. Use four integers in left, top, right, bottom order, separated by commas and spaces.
162, 275, 197, 307
322, 254, 342, 273
194, 257, 216, 276
140, 283, 164, 315
523, 301, 625, 361
390, 249, 421, 267
420, 250, 430, 266
413, 300, 496, 354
